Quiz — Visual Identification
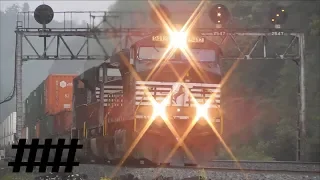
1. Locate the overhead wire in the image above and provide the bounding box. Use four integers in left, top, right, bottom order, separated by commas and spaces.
0, 36, 18, 105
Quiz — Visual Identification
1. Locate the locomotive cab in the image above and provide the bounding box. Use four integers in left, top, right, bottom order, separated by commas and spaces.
75, 31, 224, 166
119, 32, 223, 135
111, 32, 224, 165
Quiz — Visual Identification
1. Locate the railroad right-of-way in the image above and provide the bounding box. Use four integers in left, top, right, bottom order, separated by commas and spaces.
2, 160, 318, 180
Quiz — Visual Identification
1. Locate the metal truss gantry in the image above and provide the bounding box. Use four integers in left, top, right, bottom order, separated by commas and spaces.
14, 10, 306, 161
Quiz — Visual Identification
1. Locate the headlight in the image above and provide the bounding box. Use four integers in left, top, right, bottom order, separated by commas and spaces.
170, 31, 188, 49
151, 97, 170, 120
152, 103, 167, 119
195, 104, 209, 121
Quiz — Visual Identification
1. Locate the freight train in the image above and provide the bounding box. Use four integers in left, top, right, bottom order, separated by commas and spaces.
0, 112, 17, 159
16, 29, 223, 166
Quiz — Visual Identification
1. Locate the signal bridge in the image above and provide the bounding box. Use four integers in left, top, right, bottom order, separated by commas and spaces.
14, 4, 306, 161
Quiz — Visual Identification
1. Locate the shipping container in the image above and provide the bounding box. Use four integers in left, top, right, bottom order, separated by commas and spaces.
54, 111, 73, 135
36, 122, 40, 138
0, 112, 16, 146
21, 127, 26, 139
21, 127, 29, 140
25, 90, 42, 126
27, 124, 37, 141
24, 74, 76, 127
45, 74, 77, 115
39, 115, 54, 138
25, 127, 29, 140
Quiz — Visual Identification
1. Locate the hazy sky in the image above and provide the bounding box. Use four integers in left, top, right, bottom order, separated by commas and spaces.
0, 1, 116, 23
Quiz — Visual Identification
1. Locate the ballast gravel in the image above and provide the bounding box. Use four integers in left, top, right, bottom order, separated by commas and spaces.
1, 164, 320, 179
71, 164, 320, 180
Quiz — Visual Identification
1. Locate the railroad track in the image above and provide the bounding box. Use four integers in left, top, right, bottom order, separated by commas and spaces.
205, 160, 320, 173
2, 160, 319, 180
84, 159, 320, 174
166, 165, 320, 175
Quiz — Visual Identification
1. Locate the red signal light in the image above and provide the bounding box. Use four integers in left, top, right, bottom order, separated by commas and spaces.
208, 4, 231, 25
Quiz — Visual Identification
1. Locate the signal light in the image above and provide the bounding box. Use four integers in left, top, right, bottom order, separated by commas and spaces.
208, 4, 231, 25
34, 4, 54, 25
269, 6, 288, 25
150, 4, 171, 25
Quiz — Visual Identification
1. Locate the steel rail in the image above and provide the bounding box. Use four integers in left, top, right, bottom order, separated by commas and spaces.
167, 165, 320, 175
211, 160, 320, 165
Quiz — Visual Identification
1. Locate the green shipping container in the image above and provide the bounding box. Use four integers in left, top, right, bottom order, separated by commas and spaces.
39, 115, 54, 138
25, 81, 46, 128
25, 91, 37, 127
35, 81, 45, 117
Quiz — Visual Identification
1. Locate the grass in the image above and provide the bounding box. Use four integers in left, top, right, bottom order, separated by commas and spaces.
0, 173, 35, 180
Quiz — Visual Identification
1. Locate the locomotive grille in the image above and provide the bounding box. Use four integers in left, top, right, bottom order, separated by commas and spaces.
135, 81, 220, 107
95, 82, 221, 108
95, 86, 123, 107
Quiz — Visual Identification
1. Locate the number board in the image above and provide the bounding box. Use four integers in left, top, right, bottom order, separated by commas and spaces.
151, 35, 205, 43
271, 31, 284, 36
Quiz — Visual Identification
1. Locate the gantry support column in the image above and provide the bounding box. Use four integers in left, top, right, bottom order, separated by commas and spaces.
15, 31, 23, 140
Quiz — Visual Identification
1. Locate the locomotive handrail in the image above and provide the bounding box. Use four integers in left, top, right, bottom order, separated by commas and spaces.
217, 107, 224, 135
133, 89, 148, 132
206, 89, 223, 135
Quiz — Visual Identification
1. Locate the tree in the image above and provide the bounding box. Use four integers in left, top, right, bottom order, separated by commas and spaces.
22, 3, 29, 12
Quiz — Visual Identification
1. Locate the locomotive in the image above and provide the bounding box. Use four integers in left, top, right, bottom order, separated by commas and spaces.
72, 30, 223, 166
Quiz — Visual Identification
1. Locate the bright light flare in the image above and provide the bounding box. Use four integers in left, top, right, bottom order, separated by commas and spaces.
169, 31, 188, 49
151, 96, 171, 120
195, 103, 210, 121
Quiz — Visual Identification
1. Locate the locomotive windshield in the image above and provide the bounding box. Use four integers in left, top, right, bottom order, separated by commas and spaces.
138, 47, 216, 62
138, 47, 176, 60
133, 34, 222, 83
181, 48, 216, 62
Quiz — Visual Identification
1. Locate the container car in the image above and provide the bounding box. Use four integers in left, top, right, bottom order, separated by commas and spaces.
0, 112, 17, 147
24, 74, 76, 132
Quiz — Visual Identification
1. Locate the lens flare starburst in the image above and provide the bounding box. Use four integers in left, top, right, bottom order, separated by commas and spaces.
169, 31, 188, 49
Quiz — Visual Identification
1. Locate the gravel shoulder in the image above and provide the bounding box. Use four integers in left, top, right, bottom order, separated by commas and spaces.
72, 164, 320, 180
0, 163, 319, 180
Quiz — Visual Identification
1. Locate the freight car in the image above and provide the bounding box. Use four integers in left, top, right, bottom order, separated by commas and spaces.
0, 112, 16, 147
22, 74, 76, 161
0, 112, 17, 158
72, 30, 223, 166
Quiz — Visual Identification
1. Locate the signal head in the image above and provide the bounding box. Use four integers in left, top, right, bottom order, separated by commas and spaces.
269, 6, 287, 25
150, 4, 171, 25
34, 4, 54, 25
209, 4, 231, 25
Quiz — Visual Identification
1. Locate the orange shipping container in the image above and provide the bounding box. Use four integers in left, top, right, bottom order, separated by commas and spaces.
45, 74, 77, 115
21, 127, 26, 139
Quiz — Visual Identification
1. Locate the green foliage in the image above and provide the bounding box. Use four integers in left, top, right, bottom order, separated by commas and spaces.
310, 18, 320, 35
216, 145, 274, 161
215, 1, 320, 161
0, 173, 34, 180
